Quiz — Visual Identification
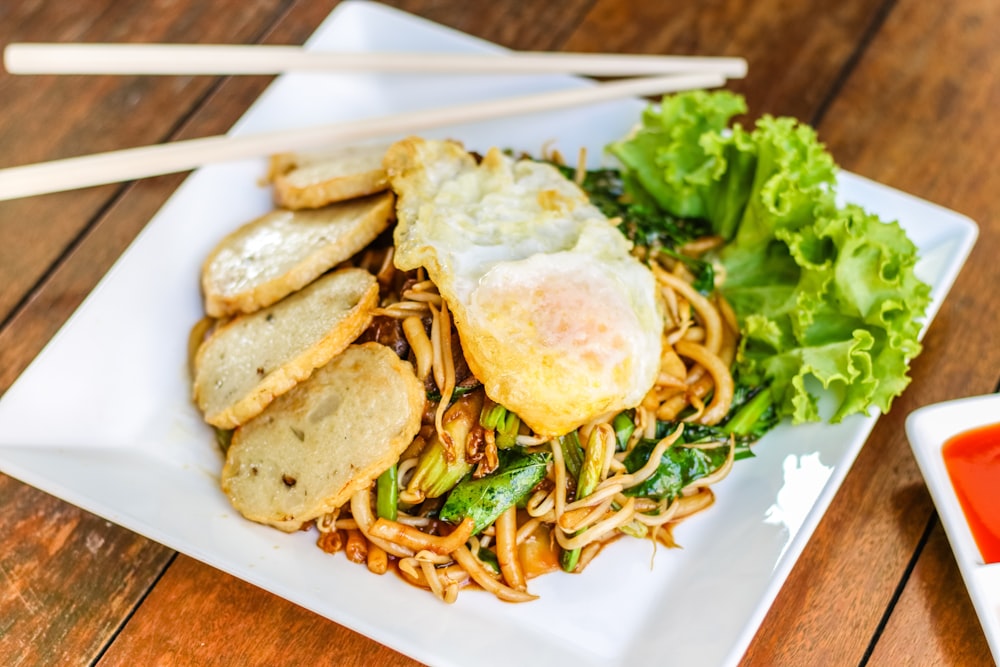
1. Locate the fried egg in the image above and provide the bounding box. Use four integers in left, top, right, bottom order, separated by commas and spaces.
385, 138, 662, 436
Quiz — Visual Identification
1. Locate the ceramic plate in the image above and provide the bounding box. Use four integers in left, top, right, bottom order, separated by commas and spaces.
0, 2, 979, 665
907, 394, 1000, 664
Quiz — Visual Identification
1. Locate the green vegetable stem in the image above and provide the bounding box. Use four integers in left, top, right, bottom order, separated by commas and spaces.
557, 431, 584, 479
480, 399, 521, 450
376, 464, 398, 521
561, 427, 608, 572
405, 391, 484, 500
612, 411, 635, 451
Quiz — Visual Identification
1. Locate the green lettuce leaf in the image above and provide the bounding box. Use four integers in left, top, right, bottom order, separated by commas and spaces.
609, 91, 931, 423
727, 203, 930, 422
609, 89, 753, 238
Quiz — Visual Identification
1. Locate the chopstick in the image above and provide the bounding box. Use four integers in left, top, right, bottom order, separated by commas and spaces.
0, 73, 725, 202
3, 43, 748, 79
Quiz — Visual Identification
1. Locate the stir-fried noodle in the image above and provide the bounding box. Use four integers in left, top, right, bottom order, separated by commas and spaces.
311, 238, 739, 603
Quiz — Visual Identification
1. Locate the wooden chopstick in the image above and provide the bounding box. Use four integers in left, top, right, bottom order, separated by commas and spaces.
0, 73, 726, 202
3, 43, 748, 78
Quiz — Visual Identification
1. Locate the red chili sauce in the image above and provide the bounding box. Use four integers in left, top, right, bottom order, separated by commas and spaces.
942, 422, 1000, 564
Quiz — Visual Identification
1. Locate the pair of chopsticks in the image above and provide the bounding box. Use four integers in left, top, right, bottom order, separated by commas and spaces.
0, 44, 747, 201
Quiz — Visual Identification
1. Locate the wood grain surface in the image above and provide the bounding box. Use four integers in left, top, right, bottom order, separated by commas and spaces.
0, 1, 996, 666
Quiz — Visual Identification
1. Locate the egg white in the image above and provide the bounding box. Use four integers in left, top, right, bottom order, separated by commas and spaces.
386, 138, 662, 436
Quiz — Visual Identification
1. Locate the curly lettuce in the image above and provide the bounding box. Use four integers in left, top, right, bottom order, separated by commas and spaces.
609, 91, 931, 423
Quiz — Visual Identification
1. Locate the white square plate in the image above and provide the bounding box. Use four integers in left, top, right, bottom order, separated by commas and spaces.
0, 2, 979, 665
906, 394, 1000, 664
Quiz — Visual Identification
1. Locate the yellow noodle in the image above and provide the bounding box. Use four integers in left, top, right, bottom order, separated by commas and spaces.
452, 546, 538, 602
375, 301, 428, 318
418, 554, 446, 601
678, 235, 724, 256
402, 316, 433, 381
375, 245, 396, 286
345, 529, 368, 564
674, 340, 734, 425
612, 424, 684, 491
315, 508, 340, 533
716, 291, 739, 335
515, 517, 542, 545
369, 516, 474, 555
563, 482, 624, 515
525, 487, 555, 518
495, 506, 527, 591
668, 488, 715, 521
350, 490, 414, 559
556, 498, 636, 551
560, 495, 616, 533
401, 289, 443, 305
430, 301, 457, 456
366, 542, 388, 575
654, 263, 723, 356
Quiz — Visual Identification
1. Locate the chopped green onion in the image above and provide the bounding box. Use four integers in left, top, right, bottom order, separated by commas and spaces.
561, 428, 606, 572
376, 465, 398, 521
613, 411, 635, 451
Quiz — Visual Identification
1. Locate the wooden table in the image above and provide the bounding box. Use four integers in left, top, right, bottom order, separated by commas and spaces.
1, 1, 997, 664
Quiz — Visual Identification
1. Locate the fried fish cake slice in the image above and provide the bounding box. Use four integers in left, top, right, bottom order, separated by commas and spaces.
270, 143, 391, 210
194, 267, 378, 429
221, 342, 424, 532
201, 192, 392, 318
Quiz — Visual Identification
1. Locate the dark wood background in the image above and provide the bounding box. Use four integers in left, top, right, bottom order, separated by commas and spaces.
0, 0, 997, 664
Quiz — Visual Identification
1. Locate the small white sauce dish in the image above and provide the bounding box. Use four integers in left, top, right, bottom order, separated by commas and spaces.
906, 392, 1000, 663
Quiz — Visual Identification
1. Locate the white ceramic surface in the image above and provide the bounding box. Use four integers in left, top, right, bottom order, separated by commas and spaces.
0, 2, 980, 666
907, 394, 1000, 664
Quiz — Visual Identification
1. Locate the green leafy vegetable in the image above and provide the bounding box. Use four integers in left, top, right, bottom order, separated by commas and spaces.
652, 417, 756, 461
439, 450, 550, 533
558, 166, 716, 293
610, 90, 931, 423
622, 438, 730, 502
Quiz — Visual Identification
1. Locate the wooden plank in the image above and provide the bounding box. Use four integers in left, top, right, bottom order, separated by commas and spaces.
868, 522, 993, 665
380, 0, 595, 51
562, 1, 945, 661
0, 0, 288, 325
561, 0, 891, 121
0, 476, 173, 666
0, 0, 291, 392
0, 2, 301, 665
96, 555, 424, 667
743, 0, 1000, 663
